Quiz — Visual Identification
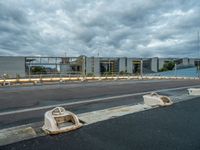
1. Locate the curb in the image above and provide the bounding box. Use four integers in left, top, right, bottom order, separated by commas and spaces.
0, 104, 152, 146
0, 122, 44, 146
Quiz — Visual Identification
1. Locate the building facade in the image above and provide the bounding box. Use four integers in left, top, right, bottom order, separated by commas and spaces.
0, 56, 199, 78
0, 56, 25, 77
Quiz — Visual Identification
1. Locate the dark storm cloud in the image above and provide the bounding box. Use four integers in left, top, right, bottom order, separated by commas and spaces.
0, 0, 199, 57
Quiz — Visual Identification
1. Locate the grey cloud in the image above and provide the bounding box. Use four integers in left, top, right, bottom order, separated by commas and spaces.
0, 0, 199, 57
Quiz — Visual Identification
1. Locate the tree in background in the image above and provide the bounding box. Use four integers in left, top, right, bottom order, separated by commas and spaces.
159, 61, 175, 72
31, 66, 47, 74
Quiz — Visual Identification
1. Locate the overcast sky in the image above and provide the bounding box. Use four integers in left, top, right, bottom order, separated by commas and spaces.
0, 0, 199, 57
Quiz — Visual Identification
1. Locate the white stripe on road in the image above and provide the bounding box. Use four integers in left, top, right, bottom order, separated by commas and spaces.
0, 85, 199, 116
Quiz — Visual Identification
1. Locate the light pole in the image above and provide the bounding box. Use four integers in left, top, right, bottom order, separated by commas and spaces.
28, 61, 31, 79
174, 62, 177, 77
140, 59, 143, 78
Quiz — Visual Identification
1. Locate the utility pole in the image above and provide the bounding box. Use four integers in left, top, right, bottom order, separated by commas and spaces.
198, 31, 200, 78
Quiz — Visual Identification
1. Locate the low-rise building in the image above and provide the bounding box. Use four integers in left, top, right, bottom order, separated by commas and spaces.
0, 56, 198, 78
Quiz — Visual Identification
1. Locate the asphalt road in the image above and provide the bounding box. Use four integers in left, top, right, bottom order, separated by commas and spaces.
0, 79, 200, 129
1, 79, 199, 112
2, 97, 200, 150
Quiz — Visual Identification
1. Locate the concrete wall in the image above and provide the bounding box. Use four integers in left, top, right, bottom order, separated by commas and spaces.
189, 58, 195, 65
127, 58, 133, 74
182, 58, 189, 65
85, 57, 100, 76
82, 56, 86, 75
158, 58, 165, 70
85, 57, 93, 75
0, 56, 25, 78
93, 57, 100, 76
151, 57, 158, 72
119, 58, 126, 72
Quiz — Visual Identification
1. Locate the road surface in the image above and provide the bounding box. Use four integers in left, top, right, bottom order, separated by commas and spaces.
1, 97, 200, 150
0, 79, 200, 129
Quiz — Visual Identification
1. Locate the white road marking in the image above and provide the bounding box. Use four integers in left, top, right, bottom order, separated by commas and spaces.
0, 85, 199, 116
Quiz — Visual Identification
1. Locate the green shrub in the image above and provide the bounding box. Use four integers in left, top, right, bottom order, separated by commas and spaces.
159, 61, 175, 72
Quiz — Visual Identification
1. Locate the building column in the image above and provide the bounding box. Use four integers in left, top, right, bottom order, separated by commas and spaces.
127, 58, 133, 74
119, 58, 126, 73
151, 57, 158, 72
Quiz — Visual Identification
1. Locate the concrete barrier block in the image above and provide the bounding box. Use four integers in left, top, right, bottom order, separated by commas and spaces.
188, 88, 200, 95
42, 107, 83, 134
143, 92, 173, 107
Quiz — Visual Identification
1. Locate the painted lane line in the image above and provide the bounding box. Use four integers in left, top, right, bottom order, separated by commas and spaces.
0, 84, 199, 116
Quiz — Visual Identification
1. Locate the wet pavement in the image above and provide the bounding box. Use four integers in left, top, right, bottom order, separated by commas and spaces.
1, 97, 200, 150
